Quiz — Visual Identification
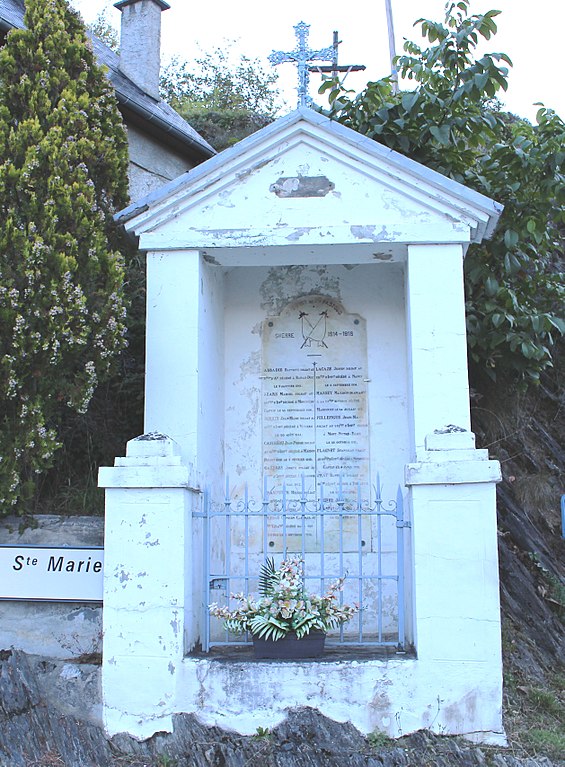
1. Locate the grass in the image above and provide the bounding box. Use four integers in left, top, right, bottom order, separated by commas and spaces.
503, 673, 565, 763
252, 726, 272, 740
367, 730, 393, 749
524, 728, 565, 754
529, 554, 565, 620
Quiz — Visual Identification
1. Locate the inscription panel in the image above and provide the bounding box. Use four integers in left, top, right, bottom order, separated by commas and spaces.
261, 296, 370, 551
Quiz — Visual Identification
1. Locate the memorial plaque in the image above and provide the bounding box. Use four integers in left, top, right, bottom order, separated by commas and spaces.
262, 296, 370, 552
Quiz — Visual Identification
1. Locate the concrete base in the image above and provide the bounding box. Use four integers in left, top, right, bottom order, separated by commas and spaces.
99, 432, 504, 746
102, 653, 505, 746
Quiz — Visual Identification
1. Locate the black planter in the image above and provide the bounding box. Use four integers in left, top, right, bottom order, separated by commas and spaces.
252, 631, 326, 659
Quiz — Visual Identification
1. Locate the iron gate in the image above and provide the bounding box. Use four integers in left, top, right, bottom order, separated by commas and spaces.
198, 476, 409, 652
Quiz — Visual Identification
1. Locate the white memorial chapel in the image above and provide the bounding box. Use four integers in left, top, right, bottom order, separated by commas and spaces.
99, 108, 505, 743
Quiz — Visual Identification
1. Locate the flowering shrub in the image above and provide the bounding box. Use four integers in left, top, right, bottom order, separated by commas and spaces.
209, 557, 359, 642
0, 0, 129, 511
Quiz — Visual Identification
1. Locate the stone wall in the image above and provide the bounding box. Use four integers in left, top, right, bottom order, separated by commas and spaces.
126, 124, 194, 201
0, 515, 103, 659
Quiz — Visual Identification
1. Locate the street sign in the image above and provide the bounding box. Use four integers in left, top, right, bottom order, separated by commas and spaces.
0, 545, 104, 602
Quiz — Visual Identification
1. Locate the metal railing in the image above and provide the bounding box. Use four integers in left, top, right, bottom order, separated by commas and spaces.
198, 476, 409, 652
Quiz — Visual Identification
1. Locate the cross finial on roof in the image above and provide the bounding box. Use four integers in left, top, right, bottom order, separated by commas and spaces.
268, 22, 334, 108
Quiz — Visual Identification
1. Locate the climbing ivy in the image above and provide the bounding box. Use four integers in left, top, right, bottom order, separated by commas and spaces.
323, 0, 565, 384
0, 0, 129, 511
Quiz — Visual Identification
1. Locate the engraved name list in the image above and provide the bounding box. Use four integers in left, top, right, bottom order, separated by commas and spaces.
262, 296, 370, 501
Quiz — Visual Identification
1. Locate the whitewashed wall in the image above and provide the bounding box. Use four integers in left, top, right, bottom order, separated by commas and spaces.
102, 109, 503, 745
143, 258, 409, 499
223, 262, 409, 498
142, 258, 410, 642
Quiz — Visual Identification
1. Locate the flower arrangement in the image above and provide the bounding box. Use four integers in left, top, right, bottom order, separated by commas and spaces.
209, 557, 359, 642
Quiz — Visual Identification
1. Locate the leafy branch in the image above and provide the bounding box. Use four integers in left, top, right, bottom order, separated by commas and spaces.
322, 0, 564, 384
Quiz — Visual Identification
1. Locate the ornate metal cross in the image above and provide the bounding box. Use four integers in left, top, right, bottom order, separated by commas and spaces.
268, 22, 334, 108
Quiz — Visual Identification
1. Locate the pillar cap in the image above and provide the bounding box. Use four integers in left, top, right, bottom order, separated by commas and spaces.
426, 426, 476, 452
126, 432, 180, 459
114, 0, 170, 11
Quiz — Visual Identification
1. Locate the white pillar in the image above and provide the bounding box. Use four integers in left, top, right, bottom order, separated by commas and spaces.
144, 249, 224, 488
405, 429, 504, 739
144, 250, 201, 461
405, 244, 471, 460
98, 433, 200, 739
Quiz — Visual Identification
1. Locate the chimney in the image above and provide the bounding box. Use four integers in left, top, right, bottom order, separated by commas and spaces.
114, 0, 170, 100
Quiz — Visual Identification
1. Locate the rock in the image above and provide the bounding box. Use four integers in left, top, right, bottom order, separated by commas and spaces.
0, 650, 112, 767
0, 515, 104, 546
1, 650, 564, 767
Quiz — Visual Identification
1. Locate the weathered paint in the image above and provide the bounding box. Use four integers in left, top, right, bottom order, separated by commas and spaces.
223, 264, 409, 496
173, 654, 504, 744
99, 436, 200, 738
270, 175, 335, 197
100, 109, 504, 745
118, 109, 501, 246
99, 433, 504, 745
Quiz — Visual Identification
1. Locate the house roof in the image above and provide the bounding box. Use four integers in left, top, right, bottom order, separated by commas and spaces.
117, 108, 503, 264
0, 0, 215, 163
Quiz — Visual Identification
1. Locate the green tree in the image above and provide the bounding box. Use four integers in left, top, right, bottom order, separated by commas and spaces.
88, 8, 119, 53
323, 0, 565, 384
0, 0, 130, 512
161, 43, 282, 149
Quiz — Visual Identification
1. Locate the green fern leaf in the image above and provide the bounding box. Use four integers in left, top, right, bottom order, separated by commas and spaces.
258, 557, 279, 596
223, 618, 245, 635
250, 614, 288, 640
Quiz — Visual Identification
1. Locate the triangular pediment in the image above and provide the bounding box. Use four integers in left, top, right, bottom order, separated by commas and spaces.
118, 109, 501, 265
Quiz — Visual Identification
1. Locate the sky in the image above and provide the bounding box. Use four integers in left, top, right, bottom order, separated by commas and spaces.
70, 0, 564, 122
